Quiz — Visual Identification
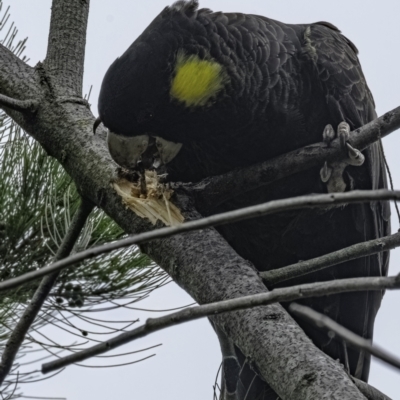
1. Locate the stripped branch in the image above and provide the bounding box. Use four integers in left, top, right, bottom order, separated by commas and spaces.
0, 199, 93, 387
0, 190, 398, 294
42, 273, 400, 374
261, 231, 400, 286
289, 303, 400, 370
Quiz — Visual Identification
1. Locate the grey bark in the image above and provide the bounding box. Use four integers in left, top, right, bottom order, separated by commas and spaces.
2, 0, 396, 397
44, 0, 89, 96
142, 221, 363, 399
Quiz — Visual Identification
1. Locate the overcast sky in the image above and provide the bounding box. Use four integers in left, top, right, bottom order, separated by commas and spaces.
5, 1, 400, 399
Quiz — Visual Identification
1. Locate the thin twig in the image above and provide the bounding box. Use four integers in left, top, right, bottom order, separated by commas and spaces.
42, 273, 400, 374
0, 93, 38, 112
0, 190, 399, 294
0, 199, 93, 387
289, 303, 400, 370
261, 231, 400, 286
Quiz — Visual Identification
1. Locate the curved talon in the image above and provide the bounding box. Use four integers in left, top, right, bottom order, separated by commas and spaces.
346, 143, 365, 166
323, 124, 335, 146
338, 121, 350, 149
320, 161, 332, 183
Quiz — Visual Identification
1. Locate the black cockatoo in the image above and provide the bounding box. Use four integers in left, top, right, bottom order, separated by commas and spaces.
96, 1, 390, 398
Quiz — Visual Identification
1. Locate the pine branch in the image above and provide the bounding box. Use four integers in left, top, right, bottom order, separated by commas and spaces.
0, 190, 398, 294
41, 273, 400, 373
0, 199, 93, 387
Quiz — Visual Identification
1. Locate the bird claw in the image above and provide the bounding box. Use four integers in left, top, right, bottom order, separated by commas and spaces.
338, 121, 350, 149
323, 124, 335, 146
346, 143, 365, 166
320, 161, 332, 183
319, 121, 364, 192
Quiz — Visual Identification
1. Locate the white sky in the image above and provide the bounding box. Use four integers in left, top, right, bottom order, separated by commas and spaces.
5, 1, 400, 399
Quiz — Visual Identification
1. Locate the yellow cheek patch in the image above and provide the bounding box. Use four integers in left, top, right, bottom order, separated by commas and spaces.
170, 51, 227, 107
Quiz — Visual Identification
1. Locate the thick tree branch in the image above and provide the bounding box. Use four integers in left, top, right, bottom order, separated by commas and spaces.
44, 0, 89, 95
42, 273, 400, 373
0, 190, 398, 294
289, 303, 400, 370
0, 199, 93, 387
261, 231, 400, 286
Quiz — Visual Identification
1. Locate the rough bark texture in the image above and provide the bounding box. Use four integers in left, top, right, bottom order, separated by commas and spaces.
141, 205, 365, 399
44, 0, 89, 96
0, 0, 382, 398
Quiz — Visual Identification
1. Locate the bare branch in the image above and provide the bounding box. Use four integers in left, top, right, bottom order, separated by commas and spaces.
192, 106, 400, 209
0, 190, 398, 294
261, 231, 400, 286
42, 273, 400, 374
352, 378, 393, 400
0, 199, 93, 387
0, 93, 38, 112
44, 0, 89, 95
289, 303, 400, 370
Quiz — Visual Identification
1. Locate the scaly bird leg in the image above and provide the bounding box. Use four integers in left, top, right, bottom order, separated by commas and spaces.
319, 122, 365, 193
